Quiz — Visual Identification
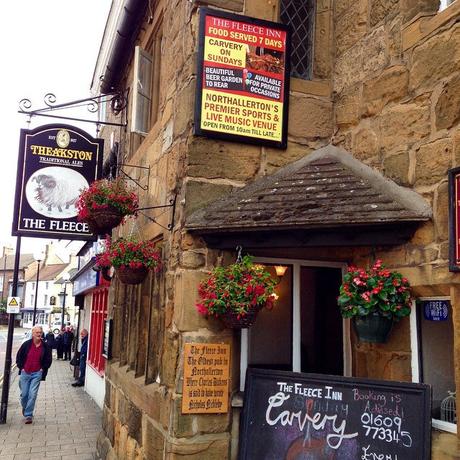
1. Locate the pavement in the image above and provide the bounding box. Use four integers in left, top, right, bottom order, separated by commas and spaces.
0, 358, 102, 459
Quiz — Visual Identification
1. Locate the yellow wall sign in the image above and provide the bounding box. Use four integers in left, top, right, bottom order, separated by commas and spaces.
182, 343, 230, 414
195, 8, 291, 149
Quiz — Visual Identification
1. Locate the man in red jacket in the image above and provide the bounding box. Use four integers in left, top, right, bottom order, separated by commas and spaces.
16, 325, 52, 424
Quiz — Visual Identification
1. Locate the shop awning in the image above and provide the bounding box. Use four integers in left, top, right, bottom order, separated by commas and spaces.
185, 145, 432, 248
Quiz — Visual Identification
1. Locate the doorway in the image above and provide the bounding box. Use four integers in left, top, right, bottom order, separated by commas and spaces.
241, 259, 349, 390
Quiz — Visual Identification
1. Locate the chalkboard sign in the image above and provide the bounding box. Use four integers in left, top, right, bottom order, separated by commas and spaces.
239, 369, 431, 460
102, 319, 112, 360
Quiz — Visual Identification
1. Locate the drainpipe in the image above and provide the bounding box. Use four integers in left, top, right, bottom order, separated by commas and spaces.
100, 0, 148, 93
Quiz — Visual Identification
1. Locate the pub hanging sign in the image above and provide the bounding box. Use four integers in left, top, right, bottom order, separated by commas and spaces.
194, 8, 291, 149
448, 167, 460, 271
12, 124, 103, 240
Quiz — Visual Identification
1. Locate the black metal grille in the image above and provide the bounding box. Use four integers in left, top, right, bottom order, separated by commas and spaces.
280, 0, 315, 80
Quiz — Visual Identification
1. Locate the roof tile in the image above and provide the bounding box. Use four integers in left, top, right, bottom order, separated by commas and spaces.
186, 146, 431, 233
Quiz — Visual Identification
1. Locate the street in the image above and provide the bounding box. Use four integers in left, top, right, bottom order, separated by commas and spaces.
0, 326, 25, 379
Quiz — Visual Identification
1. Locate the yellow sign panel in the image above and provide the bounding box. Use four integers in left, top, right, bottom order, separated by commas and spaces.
182, 343, 230, 414
8, 297, 19, 306
204, 37, 246, 68
201, 89, 283, 141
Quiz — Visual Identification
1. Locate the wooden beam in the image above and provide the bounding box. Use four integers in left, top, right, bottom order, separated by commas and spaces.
199, 224, 419, 249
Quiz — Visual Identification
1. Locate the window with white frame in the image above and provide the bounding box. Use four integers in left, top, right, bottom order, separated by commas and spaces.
44, 294, 48, 306
45, 282, 49, 290
411, 297, 457, 432
131, 26, 163, 135
0, 274, 4, 291
240, 258, 350, 390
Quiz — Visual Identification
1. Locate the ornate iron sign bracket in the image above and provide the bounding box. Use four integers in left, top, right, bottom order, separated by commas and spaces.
18, 91, 128, 128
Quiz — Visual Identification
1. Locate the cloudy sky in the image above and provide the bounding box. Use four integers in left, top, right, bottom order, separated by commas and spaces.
0, 0, 111, 257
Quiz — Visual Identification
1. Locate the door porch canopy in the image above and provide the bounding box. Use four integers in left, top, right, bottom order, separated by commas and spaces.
185, 146, 432, 249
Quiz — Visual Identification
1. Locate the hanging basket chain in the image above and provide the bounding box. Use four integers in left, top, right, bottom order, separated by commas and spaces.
236, 245, 243, 263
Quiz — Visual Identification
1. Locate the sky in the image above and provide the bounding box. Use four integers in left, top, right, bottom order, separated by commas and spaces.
0, 0, 112, 259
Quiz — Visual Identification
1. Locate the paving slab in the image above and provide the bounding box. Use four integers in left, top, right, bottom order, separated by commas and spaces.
0, 359, 101, 459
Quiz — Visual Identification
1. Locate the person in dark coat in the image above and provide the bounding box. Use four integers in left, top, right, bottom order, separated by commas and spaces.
45, 330, 55, 350
55, 329, 64, 359
16, 325, 52, 424
72, 329, 88, 387
63, 327, 74, 361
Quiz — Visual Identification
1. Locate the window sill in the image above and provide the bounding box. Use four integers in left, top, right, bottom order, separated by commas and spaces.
290, 78, 331, 98
432, 419, 457, 434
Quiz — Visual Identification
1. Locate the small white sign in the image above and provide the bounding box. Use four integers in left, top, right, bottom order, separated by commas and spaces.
7, 297, 20, 314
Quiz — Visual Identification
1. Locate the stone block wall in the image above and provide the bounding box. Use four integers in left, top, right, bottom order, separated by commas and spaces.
332, 2, 460, 455
332, 0, 460, 289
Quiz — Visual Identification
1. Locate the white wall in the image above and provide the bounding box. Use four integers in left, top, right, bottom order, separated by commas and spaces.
85, 366, 105, 409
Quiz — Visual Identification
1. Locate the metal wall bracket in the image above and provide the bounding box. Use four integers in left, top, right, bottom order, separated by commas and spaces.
137, 195, 177, 231
117, 163, 150, 191
18, 91, 128, 128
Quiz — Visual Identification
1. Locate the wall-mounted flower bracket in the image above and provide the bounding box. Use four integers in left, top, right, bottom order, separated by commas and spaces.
137, 196, 177, 231
113, 162, 177, 231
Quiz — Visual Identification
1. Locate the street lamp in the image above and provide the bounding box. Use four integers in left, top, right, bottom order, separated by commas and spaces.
32, 250, 44, 326
61, 272, 70, 329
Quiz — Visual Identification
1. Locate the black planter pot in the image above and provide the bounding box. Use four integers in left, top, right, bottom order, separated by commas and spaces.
352, 313, 393, 343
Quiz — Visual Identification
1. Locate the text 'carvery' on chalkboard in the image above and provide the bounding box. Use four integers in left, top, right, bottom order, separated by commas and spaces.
239, 368, 431, 460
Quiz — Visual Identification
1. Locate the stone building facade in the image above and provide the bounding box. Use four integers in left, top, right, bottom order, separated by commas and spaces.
93, 0, 460, 458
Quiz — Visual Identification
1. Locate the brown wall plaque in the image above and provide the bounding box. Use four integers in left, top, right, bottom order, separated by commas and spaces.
182, 343, 230, 414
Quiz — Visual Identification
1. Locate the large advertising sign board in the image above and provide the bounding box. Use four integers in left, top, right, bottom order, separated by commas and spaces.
12, 124, 103, 240
194, 8, 291, 149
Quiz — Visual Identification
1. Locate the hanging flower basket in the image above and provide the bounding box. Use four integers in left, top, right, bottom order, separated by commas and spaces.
338, 260, 412, 343
95, 237, 162, 286
220, 304, 263, 329
116, 265, 149, 285
76, 178, 139, 235
352, 313, 394, 343
196, 254, 277, 329
85, 205, 124, 235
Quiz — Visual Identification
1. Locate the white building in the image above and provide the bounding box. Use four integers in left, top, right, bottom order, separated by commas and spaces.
22, 263, 75, 329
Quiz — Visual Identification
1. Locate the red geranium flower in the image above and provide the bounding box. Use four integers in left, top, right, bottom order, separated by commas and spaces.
95, 236, 161, 272
76, 178, 139, 223
338, 260, 412, 321
195, 255, 277, 319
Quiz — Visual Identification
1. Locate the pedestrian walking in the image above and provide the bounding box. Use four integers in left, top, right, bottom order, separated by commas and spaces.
55, 329, 64, 359
63, 327, 74, 360
15, 325, 52, 424
72, 329, 88, 387
45, 330, 55, 349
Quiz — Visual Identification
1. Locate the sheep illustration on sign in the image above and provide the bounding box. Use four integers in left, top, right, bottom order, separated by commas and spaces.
25, 167, 88, 218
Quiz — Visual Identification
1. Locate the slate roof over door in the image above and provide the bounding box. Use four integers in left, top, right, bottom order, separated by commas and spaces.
186, 145, 431, 235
